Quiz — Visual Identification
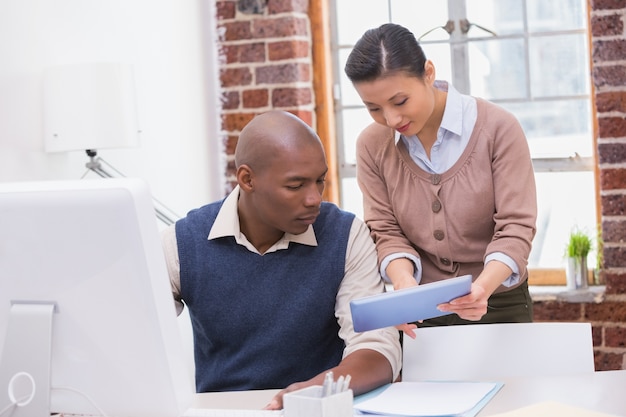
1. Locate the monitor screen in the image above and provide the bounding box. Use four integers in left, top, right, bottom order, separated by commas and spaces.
0, 178, 193, 417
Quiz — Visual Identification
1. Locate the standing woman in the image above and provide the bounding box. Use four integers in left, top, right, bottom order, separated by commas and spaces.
344, 23, 537, 338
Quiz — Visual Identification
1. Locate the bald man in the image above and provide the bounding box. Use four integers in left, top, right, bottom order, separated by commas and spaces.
161, 110, 401, 409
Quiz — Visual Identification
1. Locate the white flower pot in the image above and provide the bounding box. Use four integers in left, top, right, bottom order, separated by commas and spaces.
566, 256, 588, 290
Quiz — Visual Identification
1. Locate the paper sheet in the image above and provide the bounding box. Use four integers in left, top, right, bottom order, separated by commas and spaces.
354, 381, 500, 416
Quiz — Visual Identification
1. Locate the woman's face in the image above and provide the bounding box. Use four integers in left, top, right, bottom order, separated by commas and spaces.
352, 69, 437, 137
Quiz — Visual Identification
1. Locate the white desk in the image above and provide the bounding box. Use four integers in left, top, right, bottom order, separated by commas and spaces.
192, 370, 626, 416
477, 370, 626, 416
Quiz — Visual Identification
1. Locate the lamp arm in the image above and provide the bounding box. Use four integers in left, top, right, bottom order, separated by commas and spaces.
84, 150, 180, 226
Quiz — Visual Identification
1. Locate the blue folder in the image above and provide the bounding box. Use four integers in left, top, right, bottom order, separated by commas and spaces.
350, 275, 472, 332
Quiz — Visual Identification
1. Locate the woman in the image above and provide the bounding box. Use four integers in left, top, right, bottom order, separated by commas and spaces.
344, 23, 537, 338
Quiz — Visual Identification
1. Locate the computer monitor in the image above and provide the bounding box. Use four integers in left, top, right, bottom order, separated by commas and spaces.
0, 178, 193, 417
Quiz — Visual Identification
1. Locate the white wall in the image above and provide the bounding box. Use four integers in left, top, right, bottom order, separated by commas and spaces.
0, 0, 224, 218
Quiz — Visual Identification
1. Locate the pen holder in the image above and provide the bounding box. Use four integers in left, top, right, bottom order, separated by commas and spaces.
283, 385, 353, 417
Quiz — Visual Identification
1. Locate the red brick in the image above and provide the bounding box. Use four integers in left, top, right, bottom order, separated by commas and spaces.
220, 21, 253, 41
593, 39, 626, 63
268, 0, 309, 14
605, 271, 626, 294
242, 88, 269, 108
224, 134, 239, 155
585, 301, 626, 321
595, 91, 626, 113
532, 301, 584, 321
222, 112, 257, 132
605, 326, 626, 347
602, 219, 626, 243
268, 40, 310, 61
600, 167, 626, 190
287, 110, 313, 127
591, 0, 626, 10
216, 1, 237, 20
221, 91, 240, 110
603, 246, 626, 268
237, 0, 266, 14
222, 43, 266, 64
256, 63, 311, 83
252, 16, 309, 38
272, 87, 312, 107
601, 194, 626, 216
592, 324, 603, 346
593, 65, 626, 88
598, 116, 626, 138
591, 14, 624, 37
598, 143, 626, 164
220, 67, 253, 87
594, 350, 623, 371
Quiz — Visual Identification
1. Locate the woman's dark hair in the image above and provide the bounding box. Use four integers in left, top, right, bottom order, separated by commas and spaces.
344, 23, 427, 83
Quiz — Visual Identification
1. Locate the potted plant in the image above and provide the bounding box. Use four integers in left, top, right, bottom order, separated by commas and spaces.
565, 227, 593, 290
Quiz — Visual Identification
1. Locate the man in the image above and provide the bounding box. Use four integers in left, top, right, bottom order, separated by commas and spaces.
161, 110, 401, 409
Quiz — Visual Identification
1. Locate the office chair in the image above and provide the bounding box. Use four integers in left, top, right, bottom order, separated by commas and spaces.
402, 322, 595, 381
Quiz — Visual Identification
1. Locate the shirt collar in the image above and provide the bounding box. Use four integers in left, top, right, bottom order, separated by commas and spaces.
208, 186, 318, 252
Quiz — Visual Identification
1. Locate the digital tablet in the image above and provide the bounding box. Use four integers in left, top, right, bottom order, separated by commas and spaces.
350, 275, 472, 332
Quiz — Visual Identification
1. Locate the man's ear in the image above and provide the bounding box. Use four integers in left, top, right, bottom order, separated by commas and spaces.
237, 165, 254, 191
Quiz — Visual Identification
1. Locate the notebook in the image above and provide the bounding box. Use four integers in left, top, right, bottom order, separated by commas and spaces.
350, 275, 472, 332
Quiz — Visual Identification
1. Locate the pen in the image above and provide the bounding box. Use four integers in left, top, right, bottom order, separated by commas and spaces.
342, 374, 351, 392
322, 371, 333, 397
335, 375, 344, 394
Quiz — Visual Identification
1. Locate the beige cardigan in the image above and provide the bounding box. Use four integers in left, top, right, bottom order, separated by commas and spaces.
356, 98, 537, 292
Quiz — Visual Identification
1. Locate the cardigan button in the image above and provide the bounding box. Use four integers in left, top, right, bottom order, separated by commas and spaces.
432, 200, 442, 213
431, 174, 441, 185
440, 258, 451, 266
433, 229, 445, 240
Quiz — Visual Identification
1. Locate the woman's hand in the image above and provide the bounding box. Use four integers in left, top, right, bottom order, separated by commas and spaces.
438, 261, 512, 321
437, 282, 489, 321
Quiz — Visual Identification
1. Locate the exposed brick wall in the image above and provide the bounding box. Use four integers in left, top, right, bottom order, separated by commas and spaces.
534, 0, 626, 371
215, 0, 314, 193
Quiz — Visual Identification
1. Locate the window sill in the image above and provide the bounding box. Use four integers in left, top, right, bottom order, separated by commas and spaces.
529, 285, 606, 303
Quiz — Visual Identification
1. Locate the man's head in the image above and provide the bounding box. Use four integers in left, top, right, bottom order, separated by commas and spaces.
235, 110, 328, 244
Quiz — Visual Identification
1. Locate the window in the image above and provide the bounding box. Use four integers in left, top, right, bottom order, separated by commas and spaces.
330, 0, 598, 278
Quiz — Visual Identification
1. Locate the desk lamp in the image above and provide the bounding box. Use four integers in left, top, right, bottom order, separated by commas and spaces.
42, 62, 179, 225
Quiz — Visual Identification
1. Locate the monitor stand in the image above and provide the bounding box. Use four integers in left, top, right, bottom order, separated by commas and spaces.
0, 302, 55, 417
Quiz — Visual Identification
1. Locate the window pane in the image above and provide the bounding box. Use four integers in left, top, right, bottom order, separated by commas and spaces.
337, 48, 364, 107
335, 0, 390, 45
466, 0, 524, 37
529, 34, 590, 98
530, 171, 597, 269
468, 38, 527, 100
500, 100, 593, 158
527, 0, 587, 32
341, 107, 373, 165
422, 43, 452, 84
390, 0, 449, 41
340, 177, 364, 219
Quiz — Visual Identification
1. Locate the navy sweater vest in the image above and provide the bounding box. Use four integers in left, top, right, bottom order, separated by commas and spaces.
176, 200, 355, 392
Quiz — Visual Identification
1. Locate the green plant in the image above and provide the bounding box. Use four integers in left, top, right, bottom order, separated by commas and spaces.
566, 227, 593, 258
